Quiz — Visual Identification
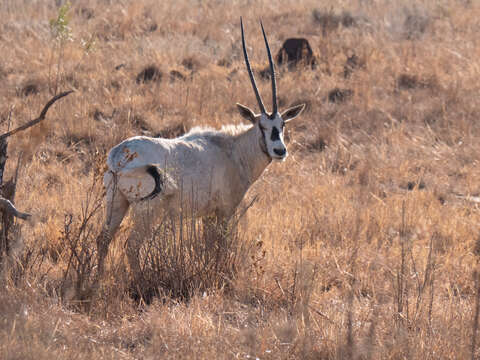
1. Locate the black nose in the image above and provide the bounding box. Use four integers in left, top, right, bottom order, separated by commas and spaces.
273, 148, 286, 156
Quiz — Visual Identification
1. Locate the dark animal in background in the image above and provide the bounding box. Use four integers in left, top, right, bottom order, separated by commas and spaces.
276, 38, 317, 70
136, 65, 162, 84
343, 53, 364, 79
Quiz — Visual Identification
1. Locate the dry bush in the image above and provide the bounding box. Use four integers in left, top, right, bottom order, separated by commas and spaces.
59, 175, 104, 308
1, 0, 480, 358
128, 200, 259, 303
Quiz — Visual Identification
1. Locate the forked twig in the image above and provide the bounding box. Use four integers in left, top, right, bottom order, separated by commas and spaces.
0, 197, 31, 220
0, 90, 73, 140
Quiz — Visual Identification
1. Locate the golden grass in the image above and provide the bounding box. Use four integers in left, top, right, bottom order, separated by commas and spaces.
1, 0, 480, 358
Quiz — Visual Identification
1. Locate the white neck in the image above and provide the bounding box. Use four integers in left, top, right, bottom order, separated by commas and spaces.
232, 125, 272, 189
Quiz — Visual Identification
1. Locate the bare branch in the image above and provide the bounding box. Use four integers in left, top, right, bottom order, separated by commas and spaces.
0, 90, 73, 140
0, 197, 31, 220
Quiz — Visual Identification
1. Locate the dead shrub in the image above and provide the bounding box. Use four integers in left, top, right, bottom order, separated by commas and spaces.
304, 135, 327, 153
0, 217, 48, 288
18, 79, 43, 97
343, 53, 365, 79
328, 88, 354, 104
130, 113, 152, 133
323, 143, 358, 175
141, 18, 158, 33
59, 176, 104, 308
128, 199, 258, 303
403, 8, 430, 40
393, 202, 437, 333
75, 6, 95, 20
312, 9, 356, 35
154, 122, 186, 139
169, 69, 187, 83
181, 56, 202, 72
397, 73, 436, 90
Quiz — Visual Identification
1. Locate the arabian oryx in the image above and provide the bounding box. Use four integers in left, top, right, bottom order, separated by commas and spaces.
96, 19, 305, 282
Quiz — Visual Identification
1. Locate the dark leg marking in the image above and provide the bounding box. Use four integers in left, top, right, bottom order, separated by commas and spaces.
141, 165, 164, 201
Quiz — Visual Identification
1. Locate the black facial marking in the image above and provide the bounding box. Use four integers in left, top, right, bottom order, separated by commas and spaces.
271, 126, 280, 141
258, 125, 269, 156
274, 148, 286, 156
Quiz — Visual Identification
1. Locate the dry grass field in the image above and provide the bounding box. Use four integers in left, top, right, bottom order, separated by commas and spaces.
1, 0, 480, 358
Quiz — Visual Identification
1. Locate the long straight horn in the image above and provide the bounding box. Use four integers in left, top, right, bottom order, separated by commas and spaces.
260, 21, 277, 116
241, 17, 266, 114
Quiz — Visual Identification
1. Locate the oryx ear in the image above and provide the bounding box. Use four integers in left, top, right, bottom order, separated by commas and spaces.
236, 103, 257, 124
282, 104, 305, 123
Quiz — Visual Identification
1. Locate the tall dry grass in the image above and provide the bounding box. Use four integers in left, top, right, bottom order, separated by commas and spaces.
1, 0, 480, 358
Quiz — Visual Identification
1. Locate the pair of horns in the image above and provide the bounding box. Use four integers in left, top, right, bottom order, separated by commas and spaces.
240, 17, 277, 116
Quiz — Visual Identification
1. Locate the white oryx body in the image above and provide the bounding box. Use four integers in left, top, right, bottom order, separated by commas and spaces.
104, 123, 270, 219
95, 19, 305, 284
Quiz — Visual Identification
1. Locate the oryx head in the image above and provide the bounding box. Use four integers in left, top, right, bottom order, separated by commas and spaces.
236, 18, 305, 161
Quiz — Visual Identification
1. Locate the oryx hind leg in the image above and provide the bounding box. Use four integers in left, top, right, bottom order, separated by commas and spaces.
121, 166, 173, 292
96, 171, 130, 278
125, 200, 161, 298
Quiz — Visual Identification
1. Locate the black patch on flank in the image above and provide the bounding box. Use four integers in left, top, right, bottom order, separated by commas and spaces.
271, 126, 280, 141
141, 165, 164, 201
